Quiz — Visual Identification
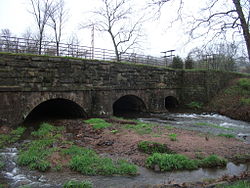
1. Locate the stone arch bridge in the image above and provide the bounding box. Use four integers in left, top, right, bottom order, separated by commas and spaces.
0, 53, 241, 126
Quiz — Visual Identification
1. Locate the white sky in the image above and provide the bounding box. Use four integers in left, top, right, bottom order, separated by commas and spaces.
0, 0, 243, 58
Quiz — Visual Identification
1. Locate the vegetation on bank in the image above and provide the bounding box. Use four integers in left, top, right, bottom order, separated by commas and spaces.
137, 141, 174, 154
216, 180, 250, 188
146, 153, 227, 172
208, 77, 250, 122
0, 127, 26, 148
63, 180, 93, 188
17, 122, 137, 175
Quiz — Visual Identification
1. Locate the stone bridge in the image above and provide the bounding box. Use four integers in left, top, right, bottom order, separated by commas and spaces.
0, 53, 241, 127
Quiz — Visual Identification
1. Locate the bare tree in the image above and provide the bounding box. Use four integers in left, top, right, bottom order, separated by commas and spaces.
83, 0, 145, 61
29, 0, 54, 54
151, 0, 250, 62
48, 0, 69, 56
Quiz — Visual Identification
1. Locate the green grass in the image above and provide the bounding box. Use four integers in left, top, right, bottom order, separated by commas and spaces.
216, 180, 250, 188
146, 153, 227, 172
198, 154, 227, 168
169, 133, 177, 141
146, 153, 198, 171
68, 146, 137, 176
195, 122, 234, 130
187, 101, 203, 109
17, 123, 63, 172
237, 78, 250, 90
0, 158, 4, 170
218, 133, 235, 138
124, 122, 155, 135
240, 98, 250, 105
63, 180, 93, 188
84, 118, 111, 129
0, 127, 26, 148
225, 78, 250, 96
137, 141, 174, 154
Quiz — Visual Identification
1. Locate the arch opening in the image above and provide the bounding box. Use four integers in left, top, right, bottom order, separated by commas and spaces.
165, 96, 179, 110
24, 98, 87, 124
113, 95, 147, 118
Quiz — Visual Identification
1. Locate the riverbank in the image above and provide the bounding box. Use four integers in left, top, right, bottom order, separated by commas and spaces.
1, 115, 250, 187
205, 77, 250, 122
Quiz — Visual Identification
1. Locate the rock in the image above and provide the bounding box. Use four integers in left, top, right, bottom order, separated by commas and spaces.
153, 165, 160, 172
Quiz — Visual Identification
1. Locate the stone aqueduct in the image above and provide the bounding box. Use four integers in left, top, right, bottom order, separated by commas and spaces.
0, 53, 241, 126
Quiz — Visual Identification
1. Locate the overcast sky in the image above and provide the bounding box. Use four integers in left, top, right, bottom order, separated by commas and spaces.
0, 0, 243, 58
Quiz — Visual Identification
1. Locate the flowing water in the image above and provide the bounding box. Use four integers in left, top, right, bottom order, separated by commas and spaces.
1, 113, 250, 188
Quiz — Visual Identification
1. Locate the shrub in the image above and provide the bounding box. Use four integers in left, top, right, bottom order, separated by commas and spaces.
63, 180, 93, 188
146, 153, 198, 171
84, 118, 111, 129
137, 141, 173, 154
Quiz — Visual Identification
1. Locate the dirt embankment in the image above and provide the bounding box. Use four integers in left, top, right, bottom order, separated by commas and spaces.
206, 78, 250, 122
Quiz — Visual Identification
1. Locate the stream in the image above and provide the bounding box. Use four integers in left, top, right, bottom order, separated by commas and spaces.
1, 113, 250, 188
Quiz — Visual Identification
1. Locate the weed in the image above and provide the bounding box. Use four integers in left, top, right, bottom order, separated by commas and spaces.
63, 145, 136, 176
164, 125, 174, 130
0, 127, 26, 148
146, 153, 198, 171
146, 153, 227, 172
17, 123, 62, 172
216, 180, 250, 188
84, 118, 111, 129
169, 133, 177, 141
124, 122, 155, 135
137, 141, 174, 154
63, 180, 93, 188
110, 129, 118, 134
238, 78, 250, 90
31, 123, 64, 138
240, 98, 250, 105
195, 122, 234, 130
0, 159, 4, 170
187, 101, 203, 109
198, 155, 227, 168
53, 164, 62, 171
218, 134, 235, 138
195, 152, 204, 159
61, 145, 95, 156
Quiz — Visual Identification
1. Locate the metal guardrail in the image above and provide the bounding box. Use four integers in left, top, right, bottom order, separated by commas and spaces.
0, 36, 166, 66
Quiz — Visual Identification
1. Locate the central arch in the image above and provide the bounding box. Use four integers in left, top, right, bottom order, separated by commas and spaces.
24, 98, 87, 124
113, 95, 147, 117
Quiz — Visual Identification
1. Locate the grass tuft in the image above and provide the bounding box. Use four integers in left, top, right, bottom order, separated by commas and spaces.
0, 127, 26, 148
218, 133, 235, 138
63, 180, 93, 188
169, 133, 177, 141
195, 122, 234, 130
137, 141, 174, 154
84, 118, 111, 129
146, 153, 227, 172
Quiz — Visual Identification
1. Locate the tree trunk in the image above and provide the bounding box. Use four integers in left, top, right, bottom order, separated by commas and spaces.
232, 0, 250, 62
108, 30, 120, 61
